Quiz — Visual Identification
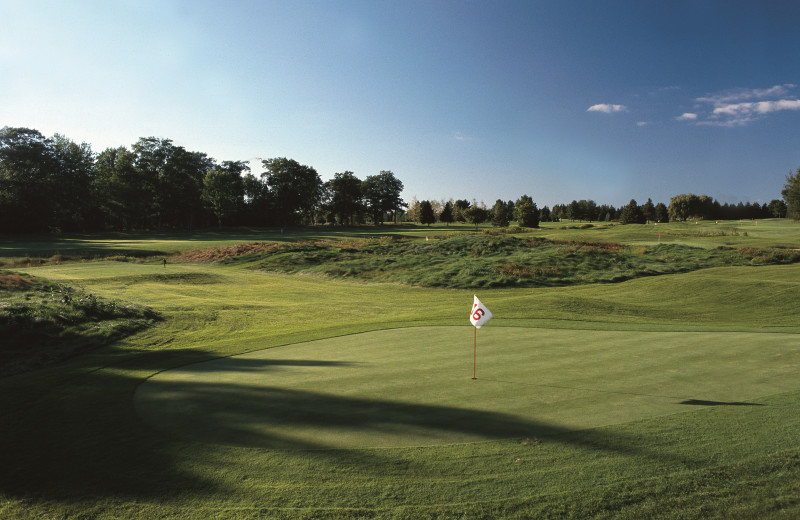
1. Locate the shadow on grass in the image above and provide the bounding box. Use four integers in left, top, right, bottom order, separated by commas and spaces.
0, 227, 422, 260
2, 348, 690, 504
134, 358, 696, 468
184, 357, 360, 373
679, 399, 765, 406
0, 347, 226, 502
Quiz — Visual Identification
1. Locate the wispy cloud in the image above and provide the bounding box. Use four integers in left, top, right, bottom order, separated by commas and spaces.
676, 112, 698, 121
689, 84, 800, 126
696, 84, 795, 105
587, 103, 627, 113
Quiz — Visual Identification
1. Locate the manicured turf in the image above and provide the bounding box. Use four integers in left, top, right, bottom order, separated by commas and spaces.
135, 326, 800, 449
2, 222, 800, 518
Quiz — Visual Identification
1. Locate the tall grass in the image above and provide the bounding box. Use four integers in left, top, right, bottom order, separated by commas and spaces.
0, 270, 160, 375
207, 234, 800, 289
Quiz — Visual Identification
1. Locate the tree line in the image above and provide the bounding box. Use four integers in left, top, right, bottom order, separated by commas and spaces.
2, 126, 797, 234
0, 127, 405, 233
406, 193, 790, 227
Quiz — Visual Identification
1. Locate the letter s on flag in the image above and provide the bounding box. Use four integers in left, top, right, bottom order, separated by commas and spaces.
470, 295, 493, 329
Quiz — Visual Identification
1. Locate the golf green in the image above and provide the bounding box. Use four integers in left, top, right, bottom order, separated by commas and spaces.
134, 326, 800, 449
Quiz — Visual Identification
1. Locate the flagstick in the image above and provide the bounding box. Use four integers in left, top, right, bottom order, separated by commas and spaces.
473, 327, 477, 380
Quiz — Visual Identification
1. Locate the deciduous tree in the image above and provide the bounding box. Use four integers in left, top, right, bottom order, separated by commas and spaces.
782, 167, 800, 219
362, 170, 405, 225
463, 204, 488, 228
262, 157, 322, 227
327, 171, 362, 225
202, 161, 248, 227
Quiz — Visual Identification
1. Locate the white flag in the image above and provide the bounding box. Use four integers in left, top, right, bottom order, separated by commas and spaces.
470, 295, 493, 329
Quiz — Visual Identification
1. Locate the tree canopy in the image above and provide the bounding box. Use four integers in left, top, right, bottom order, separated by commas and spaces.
782, 168, 800, 219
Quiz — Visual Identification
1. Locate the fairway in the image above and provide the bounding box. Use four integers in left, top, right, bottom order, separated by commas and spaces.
135, 326, 800, 449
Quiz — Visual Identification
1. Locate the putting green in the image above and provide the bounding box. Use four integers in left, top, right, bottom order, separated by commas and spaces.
134, 326, 800, 449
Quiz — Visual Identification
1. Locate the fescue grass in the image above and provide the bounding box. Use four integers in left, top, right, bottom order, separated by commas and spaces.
0, 270, 159, 375
204, 233, 800, 288
1, 222, 800, 518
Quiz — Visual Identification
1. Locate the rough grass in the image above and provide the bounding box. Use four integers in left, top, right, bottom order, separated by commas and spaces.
186, 234, 800, 289
0, 270, 160, 375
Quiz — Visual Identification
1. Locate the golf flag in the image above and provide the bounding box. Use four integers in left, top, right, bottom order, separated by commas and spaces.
470, 295, 493, 329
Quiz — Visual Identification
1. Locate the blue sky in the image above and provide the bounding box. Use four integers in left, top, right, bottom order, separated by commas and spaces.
2, 0, 799, 207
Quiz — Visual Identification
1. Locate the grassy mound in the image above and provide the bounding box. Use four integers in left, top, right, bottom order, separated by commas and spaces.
203, 234, 800, 288
0, 270, 160, 375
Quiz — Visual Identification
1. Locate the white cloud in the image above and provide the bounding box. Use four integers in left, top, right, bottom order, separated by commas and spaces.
757, 99, 800, 113
676, 112, 698, 121
636, 121, 649, 127
587, 103, 627, 113
703, 99, 800, 126
692, 84, 800, 126
696, 84, 796, 105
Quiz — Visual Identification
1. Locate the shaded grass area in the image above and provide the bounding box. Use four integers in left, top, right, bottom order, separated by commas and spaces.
135, 327, 800, 449
0, 270, 160, 375
209, 234, 800, 288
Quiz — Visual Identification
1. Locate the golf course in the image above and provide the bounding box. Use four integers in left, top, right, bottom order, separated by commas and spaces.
2, 219, 800, 518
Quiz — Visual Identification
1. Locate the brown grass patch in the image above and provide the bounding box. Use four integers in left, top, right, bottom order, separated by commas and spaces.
497, 263, 562, 278
0, 273, 37, 289
177, 242, 283, 262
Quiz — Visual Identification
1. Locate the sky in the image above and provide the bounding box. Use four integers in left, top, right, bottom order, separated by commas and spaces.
2, 0, 800, 208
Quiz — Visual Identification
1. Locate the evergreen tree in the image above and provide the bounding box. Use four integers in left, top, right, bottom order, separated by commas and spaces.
420, 200, 436, 226
539, 205, 551, 222
641, 198, 655, 222
439, 201, 454, 226
768, 199, 787, 218
491, 199, 509, 227
515, 194, 539, 227
655, 202, 668, 223
621, 199, 644, 224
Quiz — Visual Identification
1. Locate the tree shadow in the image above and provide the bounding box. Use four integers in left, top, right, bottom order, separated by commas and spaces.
186, 357, 360, 373
0, 346, 226, 501
679, 399, 765, 406
1, 346, 694, 504
135, 367, 695, 469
